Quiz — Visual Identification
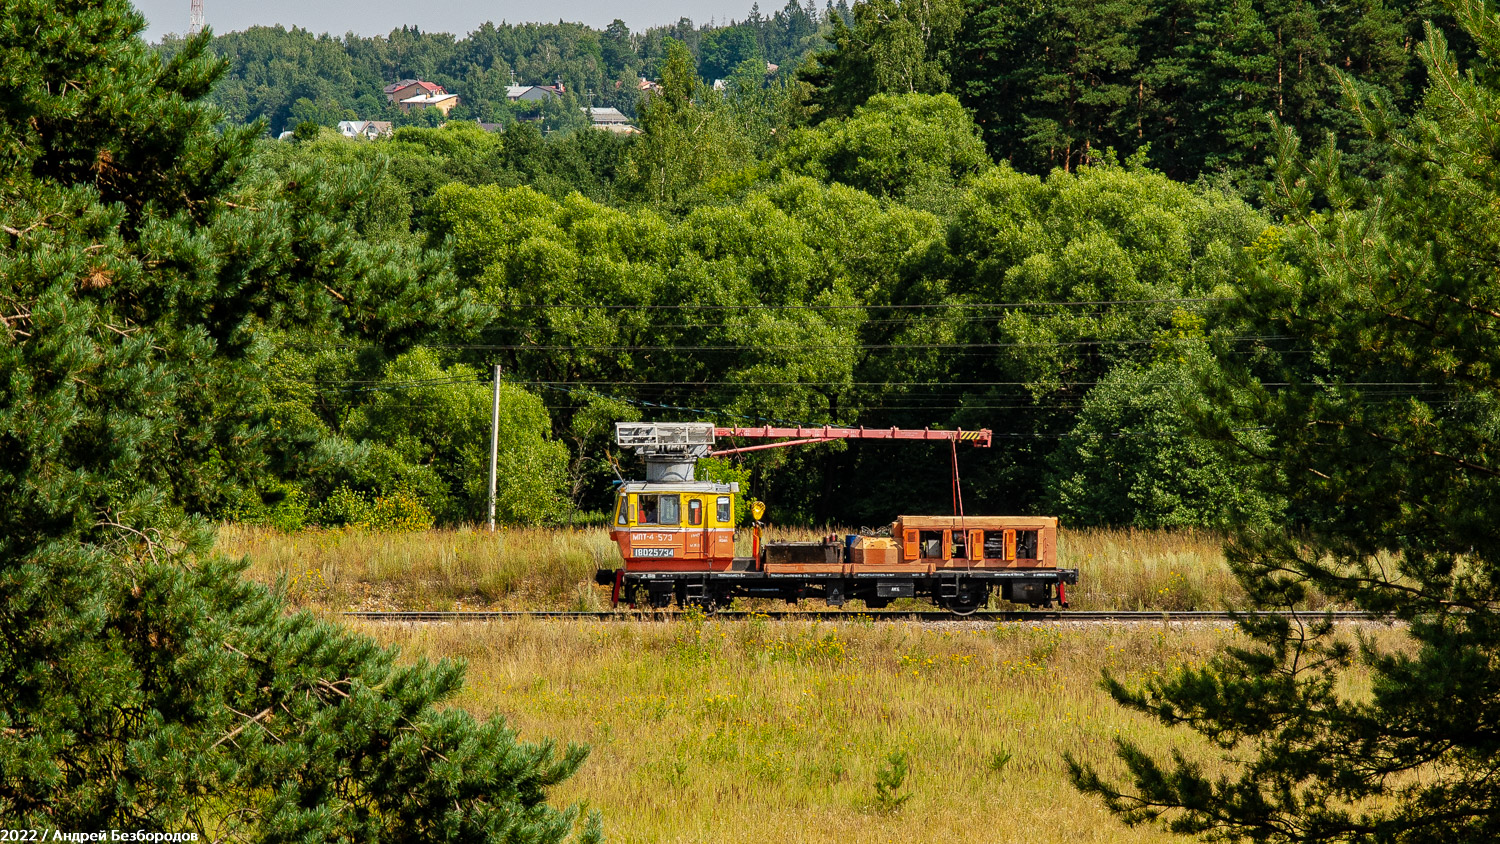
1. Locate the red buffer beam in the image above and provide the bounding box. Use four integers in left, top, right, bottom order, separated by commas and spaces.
711, 426, 991, 456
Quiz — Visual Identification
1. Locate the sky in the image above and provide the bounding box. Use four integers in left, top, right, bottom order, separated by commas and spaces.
135, 0, 760, 42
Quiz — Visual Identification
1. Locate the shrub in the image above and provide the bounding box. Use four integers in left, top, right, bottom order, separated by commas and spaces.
313, 484, 434, 532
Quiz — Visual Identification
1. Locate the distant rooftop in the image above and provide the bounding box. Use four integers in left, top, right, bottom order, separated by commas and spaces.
582, 106, 630, 124
336, 120, 393, 139
507, 84, 564, 101
401, 93, 458, 105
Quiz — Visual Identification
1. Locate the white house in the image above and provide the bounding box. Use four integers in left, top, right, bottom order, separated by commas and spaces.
336, 120, 394, 139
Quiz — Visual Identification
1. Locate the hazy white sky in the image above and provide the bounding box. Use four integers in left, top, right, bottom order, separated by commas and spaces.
135, 0, 759, 42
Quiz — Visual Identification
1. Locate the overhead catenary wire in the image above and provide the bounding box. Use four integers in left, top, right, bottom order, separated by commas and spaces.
468, 309, 1228, 330
277, 377, 1453, 393
264, 290, 1465, 424
507, 379, 1446, 388
278, 375, 1454, 393
270, 375, 1462, 441
356, 397, 1465, 413
470, 313, 1207, 329
422, 335, 1293, 352
285, 376, 478, 394
531, 382, 819, 427
288, 333, 1295, 354
477, 296, 1233, 310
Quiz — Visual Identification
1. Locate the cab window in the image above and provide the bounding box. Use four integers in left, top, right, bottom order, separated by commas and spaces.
716, 496, 731, 524
1017, 530, 1039, 559
638, 494, 680, 525
688, 498, 703, 526
616, 495, 628, 526
984, 530, 1021, 560
984, 531, 1005, 558
919, 530, 944, 559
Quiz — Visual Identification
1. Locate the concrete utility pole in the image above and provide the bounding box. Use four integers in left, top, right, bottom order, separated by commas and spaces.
487, 364, 501, 532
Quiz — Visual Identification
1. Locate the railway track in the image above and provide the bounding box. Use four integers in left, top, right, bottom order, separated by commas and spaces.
342, 609, 1384, 623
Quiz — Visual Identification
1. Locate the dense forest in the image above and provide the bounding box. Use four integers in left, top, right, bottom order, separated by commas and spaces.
173, 0, 1466, 184
140, 0, 1481, 532
160, 2, 844, 134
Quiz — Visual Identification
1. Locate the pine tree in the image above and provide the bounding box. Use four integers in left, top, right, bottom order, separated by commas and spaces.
0, 1, 596, 838
797, 0, 962, 122
952, 0, 1430, 182
1068, 2, 1500, 840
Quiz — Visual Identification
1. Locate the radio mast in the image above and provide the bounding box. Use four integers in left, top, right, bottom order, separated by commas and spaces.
188, 0, 204, 36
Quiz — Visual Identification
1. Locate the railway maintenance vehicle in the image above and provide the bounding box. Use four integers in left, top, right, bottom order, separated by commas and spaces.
594, 422, 1077, 615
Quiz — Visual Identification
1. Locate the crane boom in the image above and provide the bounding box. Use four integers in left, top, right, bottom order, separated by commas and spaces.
614, 421, 991, 459
710, 425, 989, 455
614, 420, 988, 515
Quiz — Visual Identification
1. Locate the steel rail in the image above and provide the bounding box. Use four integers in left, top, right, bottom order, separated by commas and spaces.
342, 609, 1385, 623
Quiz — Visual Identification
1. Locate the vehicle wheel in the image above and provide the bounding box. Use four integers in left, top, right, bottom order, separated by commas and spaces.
943, 587, 986, 617
944, 596, 981, 617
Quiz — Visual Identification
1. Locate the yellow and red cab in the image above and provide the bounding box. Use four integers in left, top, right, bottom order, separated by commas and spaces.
610, 481, 738, 572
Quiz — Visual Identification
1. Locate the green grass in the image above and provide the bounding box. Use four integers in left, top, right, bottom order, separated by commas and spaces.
355, 617, 1292, 843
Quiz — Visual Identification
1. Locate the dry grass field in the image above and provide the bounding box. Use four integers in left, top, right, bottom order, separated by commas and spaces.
352, 617, 1361, 844
219, 524, 1259, 613
222, 525, 1375, 840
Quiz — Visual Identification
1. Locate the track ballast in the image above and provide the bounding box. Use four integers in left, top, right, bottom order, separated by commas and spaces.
342, 609, 1382, 623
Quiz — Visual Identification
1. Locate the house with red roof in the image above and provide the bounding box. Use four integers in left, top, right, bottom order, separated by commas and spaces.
384, 79, 447, 105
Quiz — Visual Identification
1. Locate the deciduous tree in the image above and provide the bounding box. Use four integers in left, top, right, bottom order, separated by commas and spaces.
770, 92, 990, 214
624, 39, 754, 208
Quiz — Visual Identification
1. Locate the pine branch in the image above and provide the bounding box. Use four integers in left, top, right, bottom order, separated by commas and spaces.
210, 707, 277, 749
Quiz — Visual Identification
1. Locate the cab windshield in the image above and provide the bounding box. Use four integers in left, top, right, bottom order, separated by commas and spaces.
637, 494, 681, 525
